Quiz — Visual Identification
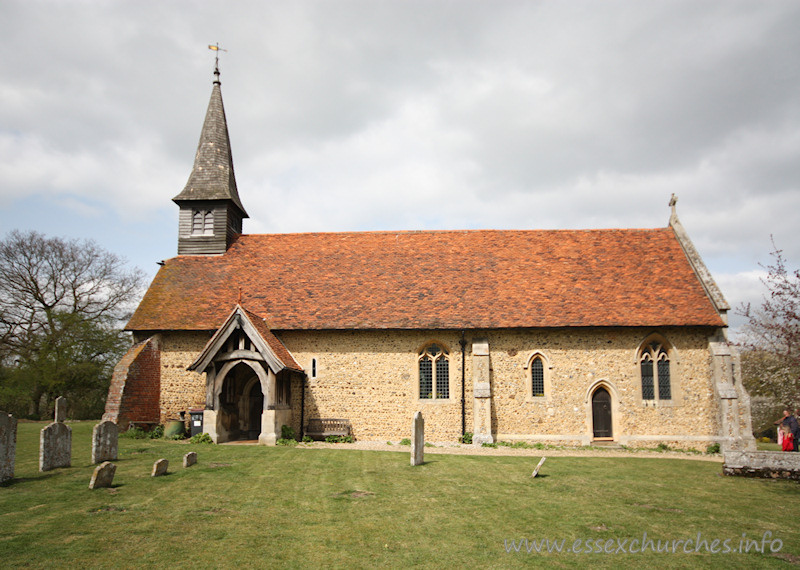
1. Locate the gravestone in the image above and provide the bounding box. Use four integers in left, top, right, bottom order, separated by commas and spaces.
91, 420, 119, 464
54, 396, 67, 423
183, 451, 197, 468
151, 458, 169, 477
40, 422, 72, 472
411, 411, 424, 466
1, 411, 17, 483
531, 457, 547, 478
89, 461, 116, 489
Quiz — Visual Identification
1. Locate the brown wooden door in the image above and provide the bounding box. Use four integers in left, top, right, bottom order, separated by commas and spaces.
592, 388, 612, 438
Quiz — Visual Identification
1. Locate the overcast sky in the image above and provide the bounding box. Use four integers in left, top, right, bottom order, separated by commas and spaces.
2, 1, 799, 333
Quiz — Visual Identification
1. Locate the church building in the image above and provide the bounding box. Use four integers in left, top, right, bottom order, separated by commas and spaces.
104, 67, 755, 451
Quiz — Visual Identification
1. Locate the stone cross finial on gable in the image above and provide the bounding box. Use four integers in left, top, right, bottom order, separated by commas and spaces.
669, 193, 678, 216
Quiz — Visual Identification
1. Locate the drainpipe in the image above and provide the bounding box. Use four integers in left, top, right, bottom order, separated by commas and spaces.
459, 331, 467, 437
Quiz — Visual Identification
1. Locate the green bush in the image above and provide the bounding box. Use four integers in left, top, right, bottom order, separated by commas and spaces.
481, 442, 498, 448
188, 432, 214, 444
706, 443, 721, 454
656, 443, 671, 452
149, 425, 165, 439
281, 425, 296, 441
276, 438, 298, 446
120, 427, 149, 439
459, 432, 473, 444
324, 435, 354, 443
301, 435, 313, 443
399, 438, 411, 446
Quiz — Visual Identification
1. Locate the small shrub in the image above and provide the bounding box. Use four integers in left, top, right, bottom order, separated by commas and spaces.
497, 441, 513, 447
276, 438, 298, 446
281, 425, 296, 441
120, 427, 148, 439
459, 432, 473, 444
168, 434, 185, 441
149, 425, 164, 439
386, 441, 393, 445
301, 435, 313, 443
324, 435, 355, 443
656, 443, 671, 452
399, 438, 411, 446
188, 432, 214, 444
706, 443, 721, 454
424, 442, 435, 447
481, 442, 498, 448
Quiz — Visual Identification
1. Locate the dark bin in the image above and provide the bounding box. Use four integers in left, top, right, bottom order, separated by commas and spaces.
189, 409, 204, 437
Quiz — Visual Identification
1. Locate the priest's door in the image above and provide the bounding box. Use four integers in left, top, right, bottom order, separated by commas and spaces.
592, 387, 612, 439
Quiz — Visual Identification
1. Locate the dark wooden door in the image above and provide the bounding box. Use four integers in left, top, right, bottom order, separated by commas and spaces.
592, 388, 612, 438
248, 381, 264, 439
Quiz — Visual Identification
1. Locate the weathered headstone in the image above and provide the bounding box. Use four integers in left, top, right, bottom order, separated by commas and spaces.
411, 411, 424, 466
89, 461, 116, 489
91, 420, 119, 464
531, 457, 547, 478
151, 458, 169, 477
1, 411, 17, 483
54, 396, 67, 423
39, 422, 72, 472
183, 451, 197, 468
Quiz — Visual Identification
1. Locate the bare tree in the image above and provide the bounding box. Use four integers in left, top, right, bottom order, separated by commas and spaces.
0, 230, 144, 418
737, 241, 800, 407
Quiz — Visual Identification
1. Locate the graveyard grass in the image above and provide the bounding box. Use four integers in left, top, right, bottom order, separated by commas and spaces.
2, 422, 799, 568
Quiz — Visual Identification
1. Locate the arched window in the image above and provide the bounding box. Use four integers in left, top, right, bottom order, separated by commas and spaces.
419, 343, 449, 399
531, 357, 545, 397
639, 340, 671, 401
524, 351, 551, 401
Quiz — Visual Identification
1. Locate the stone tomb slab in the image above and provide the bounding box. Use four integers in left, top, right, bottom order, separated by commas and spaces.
411, 411, 424, 466
89, 462, 117, 489
40, 422, 72, 472
183, 452, 197, 468
1, 411, 17, 483
92, 420, 119, 464
152, 458, 169, 477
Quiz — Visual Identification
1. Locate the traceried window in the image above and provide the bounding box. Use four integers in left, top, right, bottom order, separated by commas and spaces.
191, 209, 214, 235
531, 357, 545, 397
419, 343, 449, 399
639, 340, 671, 401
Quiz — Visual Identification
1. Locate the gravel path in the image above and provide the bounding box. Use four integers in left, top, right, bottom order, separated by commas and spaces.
291, 440, 724, 462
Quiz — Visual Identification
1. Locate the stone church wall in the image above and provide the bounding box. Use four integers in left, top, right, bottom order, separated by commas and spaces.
154, 327, 725, 447
158, 331, 211, 423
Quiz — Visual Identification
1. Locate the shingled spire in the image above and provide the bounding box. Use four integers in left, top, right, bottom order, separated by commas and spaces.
173, 65, 248, 255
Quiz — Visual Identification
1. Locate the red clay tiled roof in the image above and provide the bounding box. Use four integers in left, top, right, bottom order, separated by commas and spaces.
241, 307, 303, 372
126, 228, 725, 331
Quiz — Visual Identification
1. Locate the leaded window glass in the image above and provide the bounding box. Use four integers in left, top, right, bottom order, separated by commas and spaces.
641, 357, 654, 400
640, 339, 671, 401
419, 344, 449, 399
419, 358, 433, 399
531, 358, 545, 397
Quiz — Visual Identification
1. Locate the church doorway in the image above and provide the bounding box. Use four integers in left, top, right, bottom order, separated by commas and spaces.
218, 362, 264, 441
592, 387, 613, 439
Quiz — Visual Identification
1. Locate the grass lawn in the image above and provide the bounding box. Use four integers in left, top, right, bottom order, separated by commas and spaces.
2, 422, 799, 568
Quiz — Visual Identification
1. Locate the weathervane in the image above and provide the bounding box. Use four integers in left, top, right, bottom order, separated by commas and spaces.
208, 43, 227, 80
